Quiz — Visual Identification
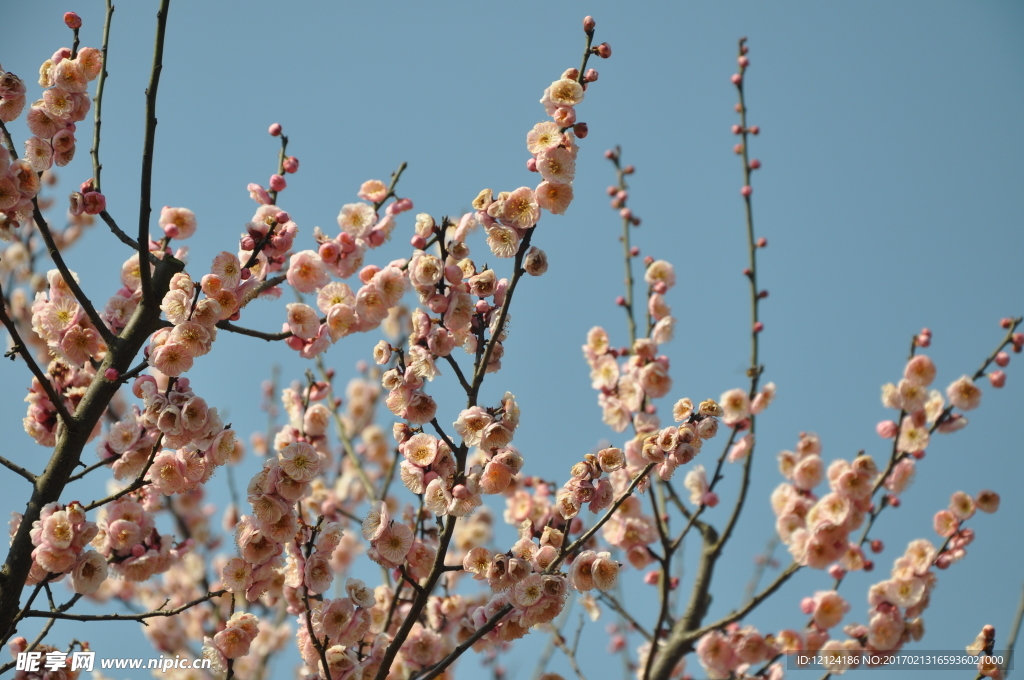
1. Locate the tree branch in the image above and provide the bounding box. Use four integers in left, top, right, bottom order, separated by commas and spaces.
0, 456, 36, 484
137, 0, 171, 303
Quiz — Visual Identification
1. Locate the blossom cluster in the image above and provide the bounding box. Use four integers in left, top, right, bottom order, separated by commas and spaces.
0, 141, 41, 239
773, 433, 875, 571
93, 493, 192, 583
693, 624, 777, 680
30, 268, 107, 367
22, 356, 96, 447
202, 611, 261, 668
8, 501, 104, 593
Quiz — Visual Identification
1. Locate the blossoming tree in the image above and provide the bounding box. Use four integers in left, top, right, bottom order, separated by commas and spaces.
0, 4, 1021, 680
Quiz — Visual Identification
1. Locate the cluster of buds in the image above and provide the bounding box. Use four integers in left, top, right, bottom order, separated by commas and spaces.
9, 501, 104, 592
967, 625, 1003, 679
0, 142, 40, 237
132, 375, 238, 494
20, 43, 101, 175
23, 357, 96, 447
94, 495, 193, 583
227, 441, 323, 602
554, 446, 624, 519
878, 351, 978, 453
459, 526, 570, 644
293, 576, 376, 673
693, 625, 777, 679
151, 267, 230, 376
30, 269, 108, 367
361, 501, 436, 576
241, 201, 297, 275
634, 399, 723, 481
284, 261, 405, 360
201, 611, 261, 669
67, 178, 105, 217
773, 433, 877, 571
582, 263, 678, 437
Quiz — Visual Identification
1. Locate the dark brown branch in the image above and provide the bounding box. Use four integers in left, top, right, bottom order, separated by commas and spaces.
91, 0, 114, 193
99, 210, 139, 250
217, 320, 292, 342
0, 457, 36, 484
24, 589, 226, 624
137, 0, 171, 303
416, 604, 514, 680
31, 200, 117, 348
0, 281, 74, 425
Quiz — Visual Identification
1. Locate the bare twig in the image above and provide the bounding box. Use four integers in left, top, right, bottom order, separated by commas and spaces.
0, 457, 36, 484
24, 589, 226, 624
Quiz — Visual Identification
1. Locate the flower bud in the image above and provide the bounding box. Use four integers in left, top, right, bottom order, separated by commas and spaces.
64, 12, 82, 29
585, 69, 598, 82
583, 16, 596, 32
573, 122, 589, 138
269, 123, 282, 136
283, 156, 299, 173
269, 174, 286, 192
595, 42, 612, 58
731, 73, 743, 85
750, 158, 762, 169
741, 185, 753, 197
104, 367, 119, 381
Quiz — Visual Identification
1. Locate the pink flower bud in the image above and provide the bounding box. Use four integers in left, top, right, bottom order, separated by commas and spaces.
619, 208, 632, 220
643, 256, 654, 266
738, 56, 750, 68
630, 246, 640, 257
935, 554, 952, 570
876, 420, 898, 438
104, 367, 119, 381
367, 229, 386, 247
359, 265, 380, 284
758, 290, 769, 299
526, 157, 538, 172
269, 123, 282, 136
702, 492, 719, 507
757, 236, 767, 247
870, 539, 884, 553
275, 211, 289, 224
285, 335, 305, 351
474, 300, 489, 314
741, 185, 753, 197
283, 156, 299, 173
753, 321, 764, 333
749, 125, 760, 135
863, 560, 874, 572
604, 149, 617, 160
643, 570, 659, 585
734, 143, 744, 154
391, 197, 414, 213
573, 122, 589, 138
269, 174, 286, 192
595, 42, 612, 58
64, 12, 82, 29
82, 191, 106, 215
583, 16, 596, 32
452, 484, 470, 500
445, 265, 463, 284
585, 69, 598, 82
606, 186, 618, 196
989, 370, 1006, 388
995, 351, 1010, 367
410, 235, 427, 250
616, 295, 626, 306
732, 124, 743, 135
742, 267, 752, 276
731, 73, 743, 85
916, 333, 931, 348
828, 565, 846, 579
553, 106, 576, 127
623, 165, 635, 174
319, 241, 341, 262
68, 191, 85, 216
888, 494, 901, 508
240, 235, 256, 250
750, 158, 762, 169
1014, 332, 1024, 351
800, 597, 815, 614
1000, 317, 1013, 328
427, 294, 448, 313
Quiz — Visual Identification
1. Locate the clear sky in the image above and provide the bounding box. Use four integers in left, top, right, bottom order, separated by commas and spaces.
2, 2, 1023, 679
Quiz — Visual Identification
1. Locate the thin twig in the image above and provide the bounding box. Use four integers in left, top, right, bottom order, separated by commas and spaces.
23, 589, 226, 624
91, 0, 114, 193
0, 456, 36, 484
137, 0, 171, 303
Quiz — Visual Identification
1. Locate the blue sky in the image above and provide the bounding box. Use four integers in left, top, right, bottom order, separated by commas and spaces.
2, 2, 1023, 679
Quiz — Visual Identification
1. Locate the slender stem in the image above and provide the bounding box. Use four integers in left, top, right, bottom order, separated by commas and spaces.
595, 591, 652, 641
91, 0, 114, 193
137, 0, 171, 303
217, 320, 292, 342
23, 589, 226, 623
1004, 582, 1024, 678
416, 604, 514, 680
99, 211, 140, 250
552, 463, 656, 572
0, 457, 36, 484
31, 200, 117, 348
0, 281, 74, 425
